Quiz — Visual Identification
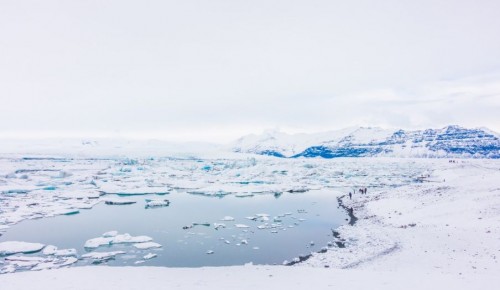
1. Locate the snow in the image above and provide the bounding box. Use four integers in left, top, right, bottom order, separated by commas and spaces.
0, 242, 45, 256
2, 265, 496, 290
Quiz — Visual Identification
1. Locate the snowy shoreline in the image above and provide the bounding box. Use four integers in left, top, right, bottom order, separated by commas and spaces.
1, 158, 499, 289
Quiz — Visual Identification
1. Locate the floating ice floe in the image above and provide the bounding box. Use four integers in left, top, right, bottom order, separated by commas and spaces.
0, 241, 45, 256
111, 233, 153, 244
84, 233, 153, 248
133, 242, 162, 250
81, 251, 125, 263
104, 198, 136, 205
143, 253, 157, 260
220, 216, 235, 221
206, 250, 214, 254
145, 199, 170, 208
214, 223, 226, 230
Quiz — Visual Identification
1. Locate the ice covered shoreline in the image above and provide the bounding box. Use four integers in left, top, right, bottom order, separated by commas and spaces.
1, 157, 499, 289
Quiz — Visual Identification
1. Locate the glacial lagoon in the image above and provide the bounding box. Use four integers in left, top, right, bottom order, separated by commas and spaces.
0, 189, 348, 267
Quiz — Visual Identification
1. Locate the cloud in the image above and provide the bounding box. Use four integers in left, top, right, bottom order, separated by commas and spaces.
1, 1, 500, 142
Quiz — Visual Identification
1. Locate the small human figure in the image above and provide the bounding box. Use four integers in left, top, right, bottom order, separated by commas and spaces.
349, 192, 352, 200
364, 187, 367, 194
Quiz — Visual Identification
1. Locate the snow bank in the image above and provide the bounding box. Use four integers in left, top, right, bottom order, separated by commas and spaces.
0, 265, 497, 290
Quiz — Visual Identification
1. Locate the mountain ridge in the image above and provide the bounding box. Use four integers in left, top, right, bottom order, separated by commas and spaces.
231, 125, 500, 159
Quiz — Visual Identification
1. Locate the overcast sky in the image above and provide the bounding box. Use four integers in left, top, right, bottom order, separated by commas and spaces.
1, 0, 499, 142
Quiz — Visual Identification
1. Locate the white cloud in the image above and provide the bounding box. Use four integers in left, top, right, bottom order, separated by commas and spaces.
1, 0, 500, 142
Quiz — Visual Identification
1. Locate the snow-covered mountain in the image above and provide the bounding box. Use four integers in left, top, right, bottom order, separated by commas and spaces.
231, 125, 500, 159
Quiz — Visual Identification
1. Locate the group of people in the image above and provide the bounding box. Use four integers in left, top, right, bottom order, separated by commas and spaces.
348, 187, 368, 199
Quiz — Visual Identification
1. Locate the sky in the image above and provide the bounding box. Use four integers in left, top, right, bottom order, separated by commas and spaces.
1, 0, 499, 143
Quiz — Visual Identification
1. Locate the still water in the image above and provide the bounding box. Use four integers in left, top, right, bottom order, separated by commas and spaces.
0, 189, 347, 267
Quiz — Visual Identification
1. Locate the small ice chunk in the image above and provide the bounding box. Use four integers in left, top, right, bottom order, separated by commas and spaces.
241, 239, 248, 245
252, 247, 260, 250
0, 241, 45, 255
235, 224, 249, 228
143, 253, 157, 260
220, 216, 235, 221
206, 250, 214, 254
145, 199, 170, 208
214, 223, 226, 230
104, 198, 136, 205
133, 242, 162, 250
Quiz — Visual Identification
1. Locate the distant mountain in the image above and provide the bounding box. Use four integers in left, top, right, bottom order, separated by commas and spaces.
231, 126, 500, 159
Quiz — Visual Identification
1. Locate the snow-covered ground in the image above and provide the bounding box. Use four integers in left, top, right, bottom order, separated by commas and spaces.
0, 156, 499, 289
